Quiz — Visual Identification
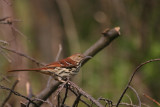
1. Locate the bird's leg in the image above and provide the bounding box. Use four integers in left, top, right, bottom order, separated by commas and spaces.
57, 77, 66, 83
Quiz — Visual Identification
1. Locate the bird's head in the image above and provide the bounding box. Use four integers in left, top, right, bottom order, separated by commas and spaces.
69, 53, 92, 64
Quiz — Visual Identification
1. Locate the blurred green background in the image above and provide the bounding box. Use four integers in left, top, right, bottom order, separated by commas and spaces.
0, 0, 160, 106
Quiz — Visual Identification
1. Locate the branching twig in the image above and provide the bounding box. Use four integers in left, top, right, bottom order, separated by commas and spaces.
1, 80, 19, 107
31, 81, 61, 106
32, 98, 53, 107
0, 84, 38, 107
69, 87, 90, 107
0, 45, 44, 66
116, 58, 160, 107
0, 17, 27, 38
72, 94, 81, 107
0, 74, 11, 83
68, 81, 103, 107
0, 17, 21, 25
52, 81, 68, 99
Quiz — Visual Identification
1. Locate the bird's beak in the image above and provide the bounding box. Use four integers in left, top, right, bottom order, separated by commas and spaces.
84, 56, 92, 59
80, 55, 92, 65
82, 56, 92, 62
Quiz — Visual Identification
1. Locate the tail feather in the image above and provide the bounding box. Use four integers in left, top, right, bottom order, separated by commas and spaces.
8, 68, 52, 76
8, 69, 40, 72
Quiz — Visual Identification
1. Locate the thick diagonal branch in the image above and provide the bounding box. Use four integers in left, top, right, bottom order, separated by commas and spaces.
84, 27, 120, 58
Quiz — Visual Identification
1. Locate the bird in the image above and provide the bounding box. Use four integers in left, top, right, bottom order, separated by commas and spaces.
8, 53, 92, 82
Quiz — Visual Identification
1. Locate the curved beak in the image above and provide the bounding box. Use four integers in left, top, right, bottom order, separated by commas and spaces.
82, 56, 92, 62
79, 55, 92, 66
84, 56, 92, 59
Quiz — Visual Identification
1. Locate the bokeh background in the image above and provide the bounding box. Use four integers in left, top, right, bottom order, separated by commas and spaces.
0, 0, 160, 106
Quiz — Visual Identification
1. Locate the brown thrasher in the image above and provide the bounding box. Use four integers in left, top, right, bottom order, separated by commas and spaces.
8, 54, 91, 82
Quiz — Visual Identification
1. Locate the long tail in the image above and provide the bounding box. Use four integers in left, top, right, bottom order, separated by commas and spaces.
8, 68, 41, 72
8, 68, 52, 76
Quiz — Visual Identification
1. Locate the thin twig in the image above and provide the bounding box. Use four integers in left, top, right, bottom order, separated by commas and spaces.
0, 74, 11, 83
47, 44, 62, 87
1, 80, 19, 107
68, 81, 103, 107
143, 93, 160, 106
52, 81, 68, 99
116, 58, 160, 107
0, 45, 44, 66
125, 94, 133, 105
113, 102, 139, 107
97, 97, 113, 107
0, 84, 38, 107
0, 17, 26, 38
0, 48, 12, 63
62, 83, 69, 105
72, 94, 81, 107
33, 98, 53, 107
55, 44, 62, 61
0, 17, 10, 22
31, 81, 61, 106
0, 17, 21, 25
129, 86, 141, 107
10, 25, 27, 38
57, 94, 61, 107
69, 87, 90, 107
141, 103, 151, 107
20, 102, 27, 107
